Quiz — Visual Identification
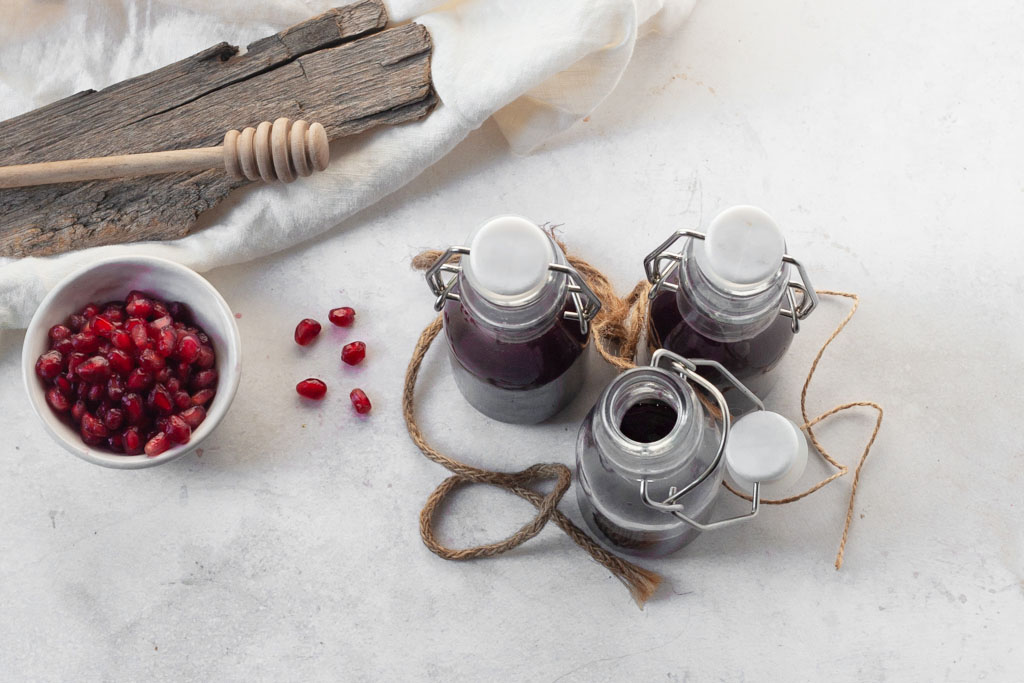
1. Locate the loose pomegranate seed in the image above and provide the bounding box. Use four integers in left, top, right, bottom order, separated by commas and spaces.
179, 406, 206, 430
71, 332, 100, 353
139, 348, 166, 372
131, 324, 153, 351
82, 303, 100, 319
91, 315, 116, 338
191, 389, 215, 406
124, 317, 146, 333
81, 431, 105, 447
107, 433, 125, 453
349, 388, 372, 414
66, 352, 86, 375
328, 307, 355, 327
192, 369, 217, 390
149, 315, 173, 333
102, 304, 125, 323
54, 375, 73, 396
149, 384, 174, 415
126, 368, 155, 392
167, 301, 193, 324
35, 350, 63, 380
296, 378, 327, 400
81, 412, 109, 438
162, 415, 191, 444
75, 356, 111, 383
155, 327, 177, 357
104, 408, 125, 431
49, 324, 71, 342
68, 314, 87, 332
121, 393, 145, 424
144, 432, 171, 457
122, 427, 143, 454
294, 318, 322, 346
46, 387, 71, 412
175, 333, 201, 363
87, 383, 106, 403
152, 301, 169, 319
341, 341, 366, 366
53, 338, 75, 355
107, 349, 133, 375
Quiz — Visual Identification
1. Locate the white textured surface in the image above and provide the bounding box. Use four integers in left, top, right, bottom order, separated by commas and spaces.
2, 0, 1023, 681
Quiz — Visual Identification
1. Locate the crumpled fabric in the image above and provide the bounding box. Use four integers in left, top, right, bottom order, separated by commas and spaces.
0, 0, 693, 329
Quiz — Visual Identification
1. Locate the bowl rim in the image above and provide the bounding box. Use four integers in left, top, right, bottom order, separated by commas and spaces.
21, 255, 241, 469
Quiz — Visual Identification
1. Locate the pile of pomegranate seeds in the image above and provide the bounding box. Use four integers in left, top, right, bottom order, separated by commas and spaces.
293, 306, 371, 414
36, 291, 217, 457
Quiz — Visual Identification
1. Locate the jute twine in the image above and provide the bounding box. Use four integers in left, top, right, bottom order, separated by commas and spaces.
404, 238, 883, 607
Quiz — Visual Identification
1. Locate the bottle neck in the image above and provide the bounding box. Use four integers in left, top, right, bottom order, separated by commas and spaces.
675, 239, 791, 342
593, 366, 705, 480
455, 235, 569, 340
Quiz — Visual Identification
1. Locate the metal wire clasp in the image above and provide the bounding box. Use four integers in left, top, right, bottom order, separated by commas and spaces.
637, 349, 765, 531
642, 230, 820, 333
424, 247, 602, 335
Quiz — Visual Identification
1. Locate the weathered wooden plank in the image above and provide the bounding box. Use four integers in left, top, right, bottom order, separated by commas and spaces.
0, 1, 436, 257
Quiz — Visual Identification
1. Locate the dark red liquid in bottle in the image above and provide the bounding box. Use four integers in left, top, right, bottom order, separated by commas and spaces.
618, 399, 677, 443
443, 297, 588, 422
648, 273, 794, 398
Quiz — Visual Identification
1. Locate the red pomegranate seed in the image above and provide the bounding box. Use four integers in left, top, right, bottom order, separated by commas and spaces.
149, 384, 174, 415
144, 432, 171, 457
102, 304, 125, 323
46, 387, 71, 412
35, 350, 63, 380
107, 376, 125, 401
122, 427, 143, 454
167, 301, 193, 324
121, 393, 145, 424
126, 368, 154, 392
174, 363, 192, 383
55, 375, 73, 396
191, 389, 215, 406
81, 412, 109, 438
179, 406, 207, 430
294, 318, 322, 346
68, 314, 87, 332
139, 348, 166, 372
66, 352, 86, 375
349, 388, 372, 414
71, 400, 87, 423
107, 433, 125, 453
49, 324, 71, 342
75, 356, 111, 383
104, 408, 125, 432
196, 345, 215, 369
107, 349, 133, 375
328, 307, 355, 327
341, 341, 366, 366
162, 415, 191, 444
82, 303, 100, 319
175, 333, 201, 363
91, 315, 116, 338
149, 315, 173, 333
296, 378, 327, 400
124, 317, 146, 333
71, 332, 101, 353
109, 329, 132, 350
192, 369, 217, 390
87, 383, 106, 403
53, 338, 75, 355
152, 301, 169, 319
125, 297, 153, 319
155, 327, 177, 357
81, 431, 105, 447
173, 391, 192, 411
131, 324, 153, 351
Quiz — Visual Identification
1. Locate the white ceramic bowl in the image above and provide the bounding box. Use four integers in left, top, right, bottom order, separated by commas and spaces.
21, 256, 241, 469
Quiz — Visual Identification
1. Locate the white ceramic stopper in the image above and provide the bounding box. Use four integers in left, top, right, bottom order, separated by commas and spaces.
703, 206, 786, 285
724, 410, 808, 498
464, 215, 554, 305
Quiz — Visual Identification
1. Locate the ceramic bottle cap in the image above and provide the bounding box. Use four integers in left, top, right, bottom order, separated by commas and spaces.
703, 205, 786, 285
724, 410, 809, 498
463, 215, 555, 305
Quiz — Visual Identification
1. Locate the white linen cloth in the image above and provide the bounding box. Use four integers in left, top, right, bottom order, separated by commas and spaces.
0, 0, 692, 328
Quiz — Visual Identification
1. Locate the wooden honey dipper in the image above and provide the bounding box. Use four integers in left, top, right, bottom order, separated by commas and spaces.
0, 118, 329, 189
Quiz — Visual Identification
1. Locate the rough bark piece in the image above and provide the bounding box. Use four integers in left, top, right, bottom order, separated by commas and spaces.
0, 1, 436, 257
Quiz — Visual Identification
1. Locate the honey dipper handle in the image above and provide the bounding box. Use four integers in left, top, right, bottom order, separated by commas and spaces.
0, 147, 225, 189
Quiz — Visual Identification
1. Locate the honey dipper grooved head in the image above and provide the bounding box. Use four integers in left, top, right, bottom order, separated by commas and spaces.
223, 119, 330, 183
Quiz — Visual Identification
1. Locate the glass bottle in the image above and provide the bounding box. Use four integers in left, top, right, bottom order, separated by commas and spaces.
644, 206, 818, 402
575, 349, 804, 558
425, 215, 601, 424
